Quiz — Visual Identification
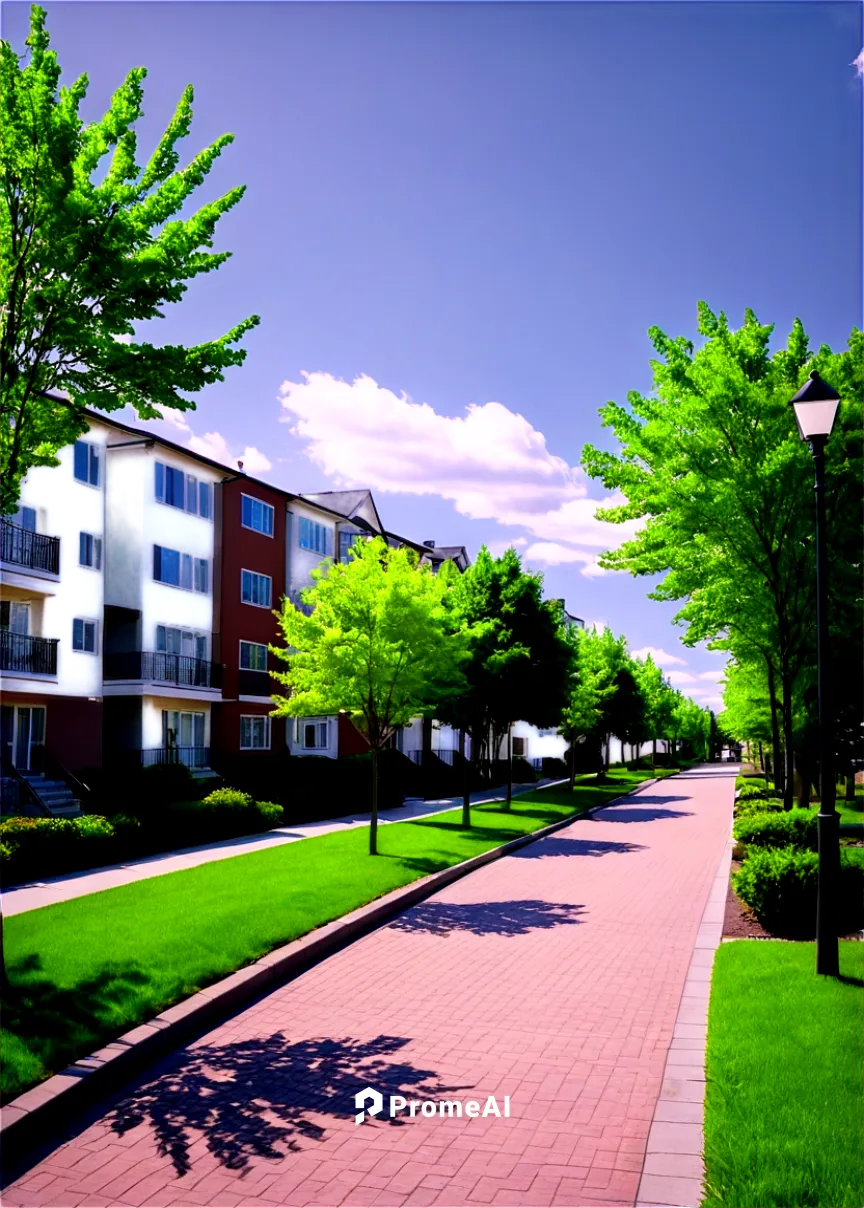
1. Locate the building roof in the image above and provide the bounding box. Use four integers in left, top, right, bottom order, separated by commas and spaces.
299, 490, 384, 534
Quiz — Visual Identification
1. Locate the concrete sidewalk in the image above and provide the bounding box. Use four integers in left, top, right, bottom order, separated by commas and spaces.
1, 780, 554, 918
3, 765, 735, 1207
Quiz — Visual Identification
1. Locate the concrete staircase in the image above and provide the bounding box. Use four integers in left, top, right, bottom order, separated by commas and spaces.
19, 772, 82, 818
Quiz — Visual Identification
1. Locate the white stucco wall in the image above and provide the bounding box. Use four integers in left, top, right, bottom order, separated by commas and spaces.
2, 420, 110, 698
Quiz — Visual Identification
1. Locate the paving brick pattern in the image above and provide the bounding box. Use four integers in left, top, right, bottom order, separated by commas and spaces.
3, 767, 734, 1208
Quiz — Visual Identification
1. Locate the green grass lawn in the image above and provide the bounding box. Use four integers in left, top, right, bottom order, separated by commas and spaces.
704, 941, 864, 1208
1, 770, 666, 1104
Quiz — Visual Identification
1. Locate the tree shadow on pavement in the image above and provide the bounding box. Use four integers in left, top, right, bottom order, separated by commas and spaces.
388, 898, 586, 938
589, 807, 693, 823
108, 1032, 459, 1178
610, 795, 691, 806
510, 837, 647, 859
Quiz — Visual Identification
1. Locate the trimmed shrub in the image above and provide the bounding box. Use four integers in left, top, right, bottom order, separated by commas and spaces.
733, 845, 864, 937
0, 815, 118, 884
202, 787, 253, 808
254, 801, 284, 826
541, 757, 568, 779
138, 761, 198, 807
734, 796, 785, 818
733, 809, 818, 851
737, 782, 774, 802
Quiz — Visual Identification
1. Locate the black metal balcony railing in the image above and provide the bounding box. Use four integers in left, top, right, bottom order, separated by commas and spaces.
103, 651, 223, 689
237, 668, 273, 697
142, 746, 210, 769
0, 519, 60, 575
0, 631, 59, 675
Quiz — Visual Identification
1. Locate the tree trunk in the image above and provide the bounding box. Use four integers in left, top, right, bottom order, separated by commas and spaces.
568, 735, 576, 792
460, 728, 471, 828
652, 737, 656, 770
369, 746, 379, 855
766, 658, 784, 799
503, 725, 512, 811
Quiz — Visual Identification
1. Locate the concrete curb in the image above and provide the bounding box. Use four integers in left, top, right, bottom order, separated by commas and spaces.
0, 773, 664, 1162
635, 804, 735, 1208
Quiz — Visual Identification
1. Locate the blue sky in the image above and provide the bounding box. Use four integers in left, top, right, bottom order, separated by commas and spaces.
4, 1, 862, 709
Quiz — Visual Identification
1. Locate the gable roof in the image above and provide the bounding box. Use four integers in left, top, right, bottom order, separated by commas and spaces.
300, 490, 384, 534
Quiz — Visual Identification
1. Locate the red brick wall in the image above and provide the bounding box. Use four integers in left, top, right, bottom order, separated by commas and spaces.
216, 479, 288, 755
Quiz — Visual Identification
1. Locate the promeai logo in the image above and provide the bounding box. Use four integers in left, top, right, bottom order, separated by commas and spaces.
354, 1086, 384, 1125
353, 1087, 511, 1125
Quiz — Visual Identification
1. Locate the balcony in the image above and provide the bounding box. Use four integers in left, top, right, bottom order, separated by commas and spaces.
1, 519, 60, 575
103, 651, 223, 690
0, 631, 59, 676
142, 746, 210, 769
238, 668, 273, 698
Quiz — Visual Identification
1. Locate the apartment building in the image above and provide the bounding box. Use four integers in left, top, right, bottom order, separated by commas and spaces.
101, 429, 224, 772
1, 421, 111, 777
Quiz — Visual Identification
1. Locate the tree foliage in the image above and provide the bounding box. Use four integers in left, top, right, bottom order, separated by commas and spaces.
581, 304, 863, 804
271, 537, 467, 854
0, 5, 260, 511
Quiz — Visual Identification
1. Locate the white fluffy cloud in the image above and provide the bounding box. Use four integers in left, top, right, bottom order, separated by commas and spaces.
668, 670, 699, 686
697, 669, 726, 683
631, 646, 687, 667
278, 371, 638, 573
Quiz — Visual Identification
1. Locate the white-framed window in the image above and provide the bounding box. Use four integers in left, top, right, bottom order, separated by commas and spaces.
239, 640, 268, 671
0, 601, 30, 634
297, 718, 328, 750
79, 532, 102, 570
298, 517, 331, 555
156, 626, 207, 660
241, 569, 272, 608
153, 545, 209, 593
162, 709, 205, 751
154, 462, 212, 520
240, 715, 271, 750
241, 494, 275, 537
72, 618, 98, 653
74, 441, 100, 487
338, 530, 362, 563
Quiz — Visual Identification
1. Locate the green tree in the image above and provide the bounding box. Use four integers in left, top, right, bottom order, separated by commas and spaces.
0, 5, 259, 512
436, 547, 572, 818
582, 305, 863, 808
559, 625, 617, 788
633, 653, 676, 767
271, 537, 466, 855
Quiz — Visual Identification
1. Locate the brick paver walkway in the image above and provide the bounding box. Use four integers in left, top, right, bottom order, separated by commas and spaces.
3, 766, 734, 1208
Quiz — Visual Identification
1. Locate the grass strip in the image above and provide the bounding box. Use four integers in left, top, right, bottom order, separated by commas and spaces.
703, 940, 864, 1208
2, 770, 668, 1103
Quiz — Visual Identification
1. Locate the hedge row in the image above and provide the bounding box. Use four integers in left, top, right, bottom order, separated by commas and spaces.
0, 790, 284, 886
732, 846, 864, 938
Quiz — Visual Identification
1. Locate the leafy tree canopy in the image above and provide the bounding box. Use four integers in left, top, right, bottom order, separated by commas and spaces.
0, 5, 260, 511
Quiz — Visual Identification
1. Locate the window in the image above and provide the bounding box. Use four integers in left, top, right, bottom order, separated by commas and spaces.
0, 601, 30, 634
338, 531, 359, 563
512, 737, 526, 757
162, 709, 205, 751
13, 506, 36, 532
241, 494, 274, 536
155, 462, 212, 519
239, 640, 268, 671
153, 545, 209, 593
240, 715, 271, 750
298, 719, 328, 750
79, 532, 102, 570
157, 626, 207, 660
298, 517, 331, 555
241, 569, 272, 607
74, 441, 100, 487
73, 618, 97, 653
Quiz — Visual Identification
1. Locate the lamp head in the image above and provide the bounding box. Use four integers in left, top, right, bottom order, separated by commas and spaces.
789, 370, 841, 442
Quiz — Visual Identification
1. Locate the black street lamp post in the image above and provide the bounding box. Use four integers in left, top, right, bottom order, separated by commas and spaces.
789, 369, 842, 977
